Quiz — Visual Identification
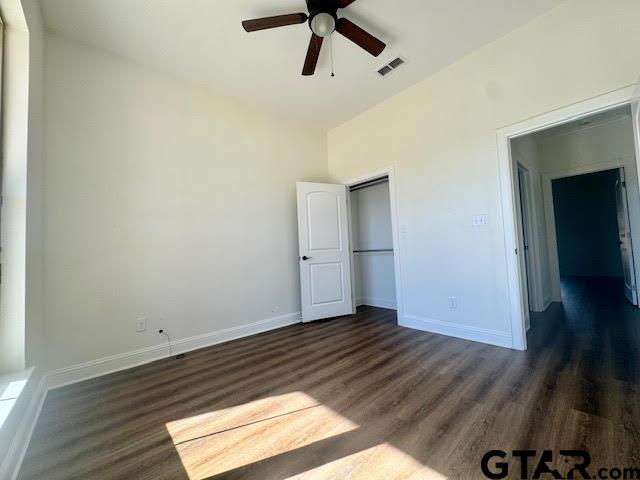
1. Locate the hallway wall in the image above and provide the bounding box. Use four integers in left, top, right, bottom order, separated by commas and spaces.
552, 170, 623, 277
511, 136, 553, 310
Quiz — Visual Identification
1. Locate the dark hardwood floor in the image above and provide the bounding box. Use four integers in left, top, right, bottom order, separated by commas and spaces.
19, 277, 640, 479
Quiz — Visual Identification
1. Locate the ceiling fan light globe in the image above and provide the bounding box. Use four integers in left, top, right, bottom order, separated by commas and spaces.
310, 13, 336, 37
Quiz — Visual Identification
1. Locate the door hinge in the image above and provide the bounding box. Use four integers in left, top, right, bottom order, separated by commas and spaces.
515, 248, 518, 255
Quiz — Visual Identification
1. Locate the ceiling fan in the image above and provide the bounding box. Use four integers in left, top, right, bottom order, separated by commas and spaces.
242, 0, 386, 76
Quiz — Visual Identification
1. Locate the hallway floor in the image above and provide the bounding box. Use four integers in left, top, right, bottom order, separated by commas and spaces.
529, 276, 640, 385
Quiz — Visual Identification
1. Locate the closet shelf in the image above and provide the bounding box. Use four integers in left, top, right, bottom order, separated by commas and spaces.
353, 249, 394, 253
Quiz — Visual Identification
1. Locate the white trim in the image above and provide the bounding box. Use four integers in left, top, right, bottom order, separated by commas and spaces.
515, 163, 541, 318
544, 157, 632, 182
524, 168, 549, 313
345, 165, 405, 323
356, 297, 397, 310
3, 311, 301, 478
46, 312, 301, 390
541, 176, 562, 302
345, 184, 358, 315
400, 315, 512, 349
0, 376, 47, 480
497, 84, 640, 351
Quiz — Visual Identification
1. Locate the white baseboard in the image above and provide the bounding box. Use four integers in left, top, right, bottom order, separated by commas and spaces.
4, 312, 301, 479
356, 297, 397, 310
0, 376, 47, 480
400, 314, 513, 349
46, 312, 301, 390
531, 296, 553, 313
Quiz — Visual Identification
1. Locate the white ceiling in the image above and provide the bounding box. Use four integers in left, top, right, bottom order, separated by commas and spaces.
534, 105, 632, 140
40, 0, 566, 130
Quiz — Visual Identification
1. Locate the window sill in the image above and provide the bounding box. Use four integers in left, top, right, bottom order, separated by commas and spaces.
0, 367, 33, 429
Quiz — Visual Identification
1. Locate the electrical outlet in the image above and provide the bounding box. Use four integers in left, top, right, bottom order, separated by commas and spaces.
448, 297, 458, 310
136, 318, 147, 333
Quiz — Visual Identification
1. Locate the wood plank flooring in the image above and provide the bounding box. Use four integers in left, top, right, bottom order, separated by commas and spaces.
19, 277, 640, 479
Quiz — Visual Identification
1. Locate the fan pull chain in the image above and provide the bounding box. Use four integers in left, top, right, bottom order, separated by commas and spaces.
330, 33, 335, 77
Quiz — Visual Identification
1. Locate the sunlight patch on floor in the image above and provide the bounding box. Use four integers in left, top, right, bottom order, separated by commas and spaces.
287, 443, 448, 480
167, 391, 360, 479
166, 391, 322, 445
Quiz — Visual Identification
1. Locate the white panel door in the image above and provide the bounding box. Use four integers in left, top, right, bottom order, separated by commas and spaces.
296, 182, 353, 322
615, 168, 638, 305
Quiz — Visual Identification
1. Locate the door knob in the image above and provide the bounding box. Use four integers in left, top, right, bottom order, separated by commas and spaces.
302, 256, 312, 261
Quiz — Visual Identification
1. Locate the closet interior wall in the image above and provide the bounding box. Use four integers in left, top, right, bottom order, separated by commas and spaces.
350, 179, 397, 310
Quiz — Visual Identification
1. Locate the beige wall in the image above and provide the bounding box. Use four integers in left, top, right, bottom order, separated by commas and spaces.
327, 0, 640, 339
43, 36, 328, 370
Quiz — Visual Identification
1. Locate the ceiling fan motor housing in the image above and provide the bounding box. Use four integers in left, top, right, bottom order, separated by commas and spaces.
307, 0, 338, 37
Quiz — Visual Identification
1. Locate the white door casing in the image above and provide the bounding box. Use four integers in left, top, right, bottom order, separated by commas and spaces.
296, 182, 353, 322
615, 168, 638, 305
515, 165, 532, 328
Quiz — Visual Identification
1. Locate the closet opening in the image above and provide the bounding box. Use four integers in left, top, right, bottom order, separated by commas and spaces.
349, 175, 397, 311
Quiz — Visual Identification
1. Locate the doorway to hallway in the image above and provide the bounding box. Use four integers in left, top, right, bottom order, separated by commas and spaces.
509, 104, 640, 348
551, 168, 637, 305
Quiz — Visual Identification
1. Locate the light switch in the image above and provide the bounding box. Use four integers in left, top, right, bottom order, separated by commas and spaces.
472, 215, 488, 227
448, 297, 458, 309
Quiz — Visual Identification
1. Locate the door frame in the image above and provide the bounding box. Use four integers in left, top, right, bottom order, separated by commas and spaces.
541, 159, 639, 304
344, 165, 404, 323
514, 163, 534, 327
497, 84, 640, 351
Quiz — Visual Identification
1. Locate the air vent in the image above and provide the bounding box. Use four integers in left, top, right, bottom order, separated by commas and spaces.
376, 57, 406, 78
377, 65, 393, 77
388, 57, 405, 69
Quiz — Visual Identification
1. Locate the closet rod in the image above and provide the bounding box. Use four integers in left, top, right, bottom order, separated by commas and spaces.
353, 249, 394, 253
349, 177, 389, 192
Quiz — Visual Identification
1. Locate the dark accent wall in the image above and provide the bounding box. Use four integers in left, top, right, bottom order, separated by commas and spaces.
552, 169, 623, 277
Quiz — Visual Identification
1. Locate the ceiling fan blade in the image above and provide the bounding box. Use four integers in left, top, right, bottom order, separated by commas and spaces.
302, 34, 324, 76
336, 18, 386, 57
337, 0, 357, 7
242, 13, 308, 32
